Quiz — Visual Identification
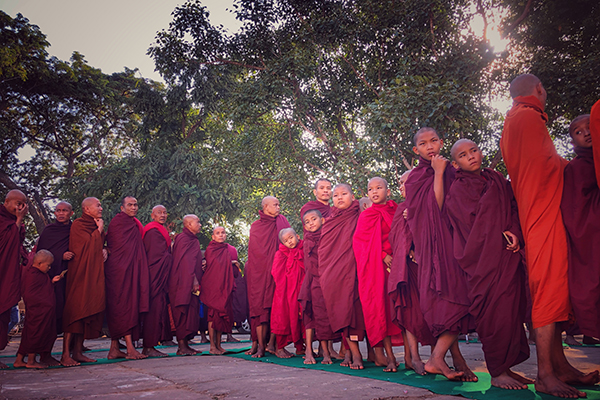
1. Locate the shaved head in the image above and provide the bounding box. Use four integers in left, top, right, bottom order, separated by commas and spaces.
413, 127, 439, 146
34, 249, 54, 264
569, 115, 590, 137
261, 196, 280, 217
212, 226, 226, 243
81, 197, 102, 219
400, 170, 411, 182
261, 196, 277, 209
183, 214, 197, 227
451, 139, 477, 160
4, 189, 26, 204
509, 74, 541, 99
333, 183, 352, 193
151, 205, 167, 224
183, 214, 201, 234
82, 197, 98, 209
368, 177, 388, 189
56, 201, 72, 211
212, 226, 225, 235
278, 227, 297, 243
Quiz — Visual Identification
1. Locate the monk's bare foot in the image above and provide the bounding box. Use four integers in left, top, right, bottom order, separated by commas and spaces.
536, 374, 586, 398
454, 359, 478, 382
321, 355, 333, 365
209, 346, 225, 355
582, 336, 600, 345
246, 342, 258, 355
160, 340, 177, 347
507, 370, 535, 385
329, 348, 343, 360
200, 335, 209, 344
176, 346, 197, 356
252, 346, 265, 358
266, 343, 276, 355
492, 371, 528, 390
340, 351, 352, 367
350, 359, 364, 370
557, 368, 600, 386
564, 335, 582, 347
107, 349, 128, 360
225, 334, 240, 343
126, 349, 148, 360
304, 352, 316, 364
40, 355, 61, 366
13, 358, 27, 368
405, 357, 427, 375
276, 348, 293, 358
26, 360, 48, 369
72, 353, 97, 363
384, 360, 398, 373
142, 347, 168, 357
372, 349, 388, 367
60, 355, 81, 367
0, 361, 9, 369
424, 358, 465, 381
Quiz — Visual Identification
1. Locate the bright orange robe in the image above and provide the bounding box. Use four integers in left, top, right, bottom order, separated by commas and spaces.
500, 95, 570, 329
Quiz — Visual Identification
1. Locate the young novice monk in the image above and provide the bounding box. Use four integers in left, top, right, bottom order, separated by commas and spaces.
405, 127, 476, 381
561, 112, 600, 343
446, 139, 532, 389
14, 250, 61, 369
271, 228, 305, 358
319, 184, 366, 370
353, 177, 403, 372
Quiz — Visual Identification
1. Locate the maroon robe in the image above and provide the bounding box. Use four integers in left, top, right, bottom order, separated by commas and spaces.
37, 221, 71, 334
0, 204, 25, 350
405, 157, 474, 337
446, 168, 529, 377
562, 146, 600, 338
201, 241, 235, 333
300, 200, 332, 221
105, 212, 150, 340
18, 265, 56, 355
169, 227, 203, 340
388, 202, 435, 345
63, 213, 105, 338
245, 211, 290, 330
142, 222, 173, 347
318, 201, 365, 339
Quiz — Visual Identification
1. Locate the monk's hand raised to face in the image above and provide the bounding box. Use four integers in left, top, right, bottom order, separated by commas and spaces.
63, 251, 75, 260
95, 218, 104, 232
102, 248, 108, 262
15, 203, 29, 225
383, 254, 393, 267
431, 155, 449, 174
503, 231, 520, 252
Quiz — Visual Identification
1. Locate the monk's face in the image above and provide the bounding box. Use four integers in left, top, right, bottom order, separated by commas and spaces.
413, 130, 443, 160
34, 260, 52, 274
332, 186, 355, 210
212, 227, 227, 243
4, 194, 27, 217
151, 206, 168, 224
187, 216, 202, 235
54, 203, 73, 224
399, 172, 411, 198
303, 212, 324, 233
263, 198, 280, 217
281, 231, 299, 249
313, 180, 332, 203
83, 199, 103, 219
121, 197, 138, 217
570, 117, 592, 149
367, 178, 390, 205
451, 141, 482, 174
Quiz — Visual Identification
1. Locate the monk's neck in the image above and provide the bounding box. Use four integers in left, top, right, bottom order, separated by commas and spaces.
316, 199, 329, 206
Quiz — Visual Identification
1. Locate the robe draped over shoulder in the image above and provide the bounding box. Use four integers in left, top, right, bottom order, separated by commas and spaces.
201, 240, 235, 333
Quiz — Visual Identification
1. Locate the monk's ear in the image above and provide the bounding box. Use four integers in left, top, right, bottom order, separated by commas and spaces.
451, 160, 460, 170
412, 145, 419, 155
351, 195, 356, 201
386, 188, 391, 198
439, 139, 444, 147
320, 218, 325, 224
313, 188, 318, 198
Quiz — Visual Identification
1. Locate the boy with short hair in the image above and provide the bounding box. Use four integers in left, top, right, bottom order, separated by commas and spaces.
271, 228, 305, 358
14, 250, 61, 369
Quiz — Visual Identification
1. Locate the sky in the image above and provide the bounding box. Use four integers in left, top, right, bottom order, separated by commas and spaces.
1, 0, 242, 82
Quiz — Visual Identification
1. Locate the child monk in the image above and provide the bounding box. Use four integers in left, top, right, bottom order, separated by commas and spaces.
353, 177, 403, 372
561, 112, 600, 343
405, 127, 476, 381
446, 139, 532, 389
318, 183, 365, 369
14, 250, 61, 369
271, 228, 305, 358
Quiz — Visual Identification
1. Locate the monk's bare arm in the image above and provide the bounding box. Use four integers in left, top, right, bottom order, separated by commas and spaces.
431, 155, 449, 210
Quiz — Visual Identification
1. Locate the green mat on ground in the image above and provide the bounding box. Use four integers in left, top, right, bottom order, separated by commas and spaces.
225, 347, 600, 400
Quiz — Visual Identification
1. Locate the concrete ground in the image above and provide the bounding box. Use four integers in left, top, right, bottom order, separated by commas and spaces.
1, 333, 599, 400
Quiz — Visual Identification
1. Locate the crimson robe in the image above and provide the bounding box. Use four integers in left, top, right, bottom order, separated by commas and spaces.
388, 202, 435, 345
18, 265, 56, 355
201, 241, 235, 333
142, 222, 173, 347
500, 95, 570, 329
562, 145, 600, 338
318, 201, 365, 339
405, 157, 474, 337
271, 241, 305, 347
300, 200, 332, 221
105, 212, 150, 340
63, 213, 105, 338
353, 201, 403, 347
0, 204, 25, 350
446, 168, 529, 377
169, 227, 203, 340
37, 221, 71, 334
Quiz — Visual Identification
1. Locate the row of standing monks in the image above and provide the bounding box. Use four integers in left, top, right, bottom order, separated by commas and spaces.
0, 74, 599, 398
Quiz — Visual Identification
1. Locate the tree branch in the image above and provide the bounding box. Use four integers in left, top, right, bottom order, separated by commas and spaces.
502, 0, 534, 38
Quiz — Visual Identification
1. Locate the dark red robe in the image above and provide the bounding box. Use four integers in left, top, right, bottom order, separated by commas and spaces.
353, 201, 403, 347
105, 212, 150, 340
271, 241, 305, 348
405, 157, 474, 337
37, 221, 71, 334
142, 222, 173, 347
201, 241, 235, 333
18, 265, 56, 355
446, 168, 529, 377
300, 200, 332, 221
562, 145, 600, 338
318, 201, 365, 339
0, 204, 25, 350
63, 213, 105, 338
169, 227, 203, 340
388, 202, 435, 346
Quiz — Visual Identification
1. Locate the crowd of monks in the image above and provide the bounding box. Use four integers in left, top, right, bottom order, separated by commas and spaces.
1, 74, 599, 399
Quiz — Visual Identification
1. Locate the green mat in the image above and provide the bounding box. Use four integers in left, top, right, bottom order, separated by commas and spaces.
225, 348, 600, 400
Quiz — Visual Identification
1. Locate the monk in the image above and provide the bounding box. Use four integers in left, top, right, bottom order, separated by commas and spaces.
201, 226, 236, 355
169, 214, 203, 355
353, 177, 403, 372
61, 197, 107, 367
271, 228, 305, 358
14, 250, 60, 369
245, 196, 290, 358
388, 170, 435, 375
501, 74, 599, 398
446, 139, 532, 389
0, 189, 28, 370
561, 112, 600, 343
300, 178, 333, 221
142, 205, 173, 357
405, 127, 476, 382
319, 183, 365, 370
